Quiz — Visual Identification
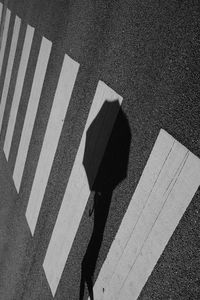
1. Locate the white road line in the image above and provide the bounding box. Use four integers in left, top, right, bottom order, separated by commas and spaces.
0, 8, 10, 75
0, 2, 5, 48
13, 37, 52, 192
118, 151, 200, 300
43, 81, 123, 296
0, 15, 21, 133
91, 129, 174, 299
0, 3, 3, 27
92, 129, 200, 300
25, 54, 79, 235
3, 25, 34, 160
0, 3, 4, 50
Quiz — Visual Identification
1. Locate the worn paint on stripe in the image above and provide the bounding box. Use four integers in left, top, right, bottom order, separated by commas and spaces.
0, 15, 21, 133
13, 37, 52, 192
118, 152, 200, 300
25, 54, 80, 235
3, 25, 35, 159
93, 129, 200, 300
43, 80, 123, 296
0, 8, 10, 75
92, 129, 174, 299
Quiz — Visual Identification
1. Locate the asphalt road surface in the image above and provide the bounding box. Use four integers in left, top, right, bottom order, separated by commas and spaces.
0, 0, 200, 299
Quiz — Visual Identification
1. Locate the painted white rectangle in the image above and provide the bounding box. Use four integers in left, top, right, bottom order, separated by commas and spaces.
91, 129, 174, 299
43, 80, 123, 296
118, 151, 200, 300
25, 54, 80, 235
0, 3, 5, 50
13, 37, 52, 192
0, 8, 10, 75
0, 15, 21, 133
3, 25, 35, 160
0, 3, 3, 27
93, 129, 200, 300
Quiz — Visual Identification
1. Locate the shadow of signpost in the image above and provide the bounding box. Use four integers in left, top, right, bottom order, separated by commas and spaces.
80, 100, 131, 299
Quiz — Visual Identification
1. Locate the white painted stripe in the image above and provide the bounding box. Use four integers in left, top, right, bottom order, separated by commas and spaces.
0, 8, 10, 75
13, 37, 52, 192
0, 3, 3, 27
43, 81, 123, 296
118, 151, 200, 300
91, 129, 174, 299
25, 54, 79, 235
93, 129, 200, 300
3, 25, 34, 160
0, 15, 21, 133
0, 3, 4, 50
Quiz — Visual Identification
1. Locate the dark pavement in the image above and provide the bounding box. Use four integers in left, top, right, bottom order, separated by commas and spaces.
0, 0, 200, 299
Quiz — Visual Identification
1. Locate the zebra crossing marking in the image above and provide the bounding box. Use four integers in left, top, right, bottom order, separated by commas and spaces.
3, 24, 34, 159
0, 8, 10, 75
0, 15, 21, 132
25, 54, 79, 235
43, 80, 123, 296
117, 149, 200, 299
0, 3, 3, 31
13, 36, 52, 192
0, 7, 199, 300
91, 129, 200, 300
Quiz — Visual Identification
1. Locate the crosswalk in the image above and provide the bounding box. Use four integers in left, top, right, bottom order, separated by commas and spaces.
0, 2, 4, 49
26, 53, 79, 235
43, 80, 123, 296
0, 2, 200, 300
0, 14, 20, 132
0, 6, 10, 75
0, 3, 2, 33
92, 130, 200, 299
13, 36, 52, 192
3, 24, 34, 160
